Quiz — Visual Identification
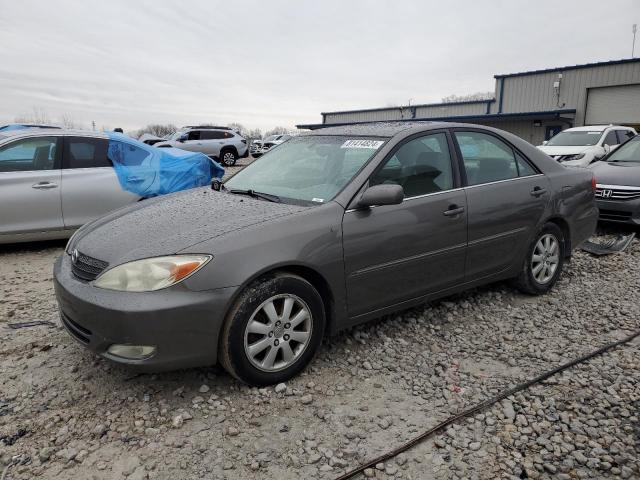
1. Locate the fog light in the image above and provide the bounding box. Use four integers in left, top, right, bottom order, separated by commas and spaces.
107, 344, 156, 360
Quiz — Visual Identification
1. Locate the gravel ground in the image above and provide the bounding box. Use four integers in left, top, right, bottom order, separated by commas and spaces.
1, 214, 639, 479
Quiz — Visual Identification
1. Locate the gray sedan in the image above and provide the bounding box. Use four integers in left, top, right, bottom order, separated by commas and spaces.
54, 122, 598, 385
0, 129, 139, 244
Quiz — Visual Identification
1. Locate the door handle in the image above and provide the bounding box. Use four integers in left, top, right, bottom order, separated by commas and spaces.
530, 186, 547, 197
32, 182, 58, 189
443, 205, 465, 217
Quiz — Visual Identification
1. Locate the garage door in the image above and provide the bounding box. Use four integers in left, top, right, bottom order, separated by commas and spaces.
585, 84, 640, 125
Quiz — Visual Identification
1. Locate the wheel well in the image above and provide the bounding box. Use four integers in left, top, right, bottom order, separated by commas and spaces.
246, 266, 335, 336
220, 146, 238, 156
546, 217, 571, 256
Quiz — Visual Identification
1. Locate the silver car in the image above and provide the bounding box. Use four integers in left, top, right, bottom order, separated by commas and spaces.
0, 129, 139, 244
155, 126, 248, 166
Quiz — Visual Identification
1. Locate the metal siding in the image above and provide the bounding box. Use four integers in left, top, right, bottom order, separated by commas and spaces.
414, 102, 486, 117
585, 84, 640, 124
500, 62, 640, 125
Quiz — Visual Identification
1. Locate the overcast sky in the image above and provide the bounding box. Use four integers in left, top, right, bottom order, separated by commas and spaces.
1, 0, 638, 133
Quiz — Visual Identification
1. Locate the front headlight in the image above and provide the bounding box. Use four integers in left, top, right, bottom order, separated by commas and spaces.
94, 255, 212, 292
565, 153, 586, 161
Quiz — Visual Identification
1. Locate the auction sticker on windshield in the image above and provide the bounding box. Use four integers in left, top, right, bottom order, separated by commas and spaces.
341, 139, 385, 149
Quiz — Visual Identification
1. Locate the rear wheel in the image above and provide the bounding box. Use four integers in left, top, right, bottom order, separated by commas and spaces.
220, 149, 237, 166
219, 273, 325, 385
514, 222, 564, 295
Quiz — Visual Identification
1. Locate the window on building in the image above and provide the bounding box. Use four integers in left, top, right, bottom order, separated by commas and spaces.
371, 133, 453, 197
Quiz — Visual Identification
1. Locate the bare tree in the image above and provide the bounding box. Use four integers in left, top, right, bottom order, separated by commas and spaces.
136, 124, 178, 138
245, 128, 262, 141
14, 106, 52, 124
226, 122, 248, 137
61, 113, 81, 129
441, 92, 494, 103
264, 126, 293, 137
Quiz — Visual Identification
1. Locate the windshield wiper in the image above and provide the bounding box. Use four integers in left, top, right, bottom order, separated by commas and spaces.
227, 189, 281, 203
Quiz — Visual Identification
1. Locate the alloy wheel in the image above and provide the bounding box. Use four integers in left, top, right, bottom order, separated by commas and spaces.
243, 294, 313, 372
531, 233, 559, 284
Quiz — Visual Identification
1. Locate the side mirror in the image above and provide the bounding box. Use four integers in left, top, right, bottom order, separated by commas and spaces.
178, 134, 188, 143
542, 140, 548, 145
357, 184, 404, 208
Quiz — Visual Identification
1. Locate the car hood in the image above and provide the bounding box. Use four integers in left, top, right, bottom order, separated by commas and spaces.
72, 188, 309, 266
537, 145, 593, 156
590, 161, 640, 186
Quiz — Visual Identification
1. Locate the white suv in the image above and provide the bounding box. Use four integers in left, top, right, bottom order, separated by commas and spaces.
538, 125, 636, 167
155, 126, 248, 166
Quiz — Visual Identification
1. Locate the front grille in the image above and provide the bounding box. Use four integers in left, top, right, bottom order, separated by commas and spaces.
598, 209, 633, 221
60, 311, 92, 344
71, 252, 108, 281
595, 186, 640, 201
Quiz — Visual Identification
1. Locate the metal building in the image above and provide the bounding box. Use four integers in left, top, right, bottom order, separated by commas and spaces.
297, 58, 640, 146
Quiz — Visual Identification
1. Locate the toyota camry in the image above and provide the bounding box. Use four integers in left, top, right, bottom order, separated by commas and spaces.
54, 122, 598, 385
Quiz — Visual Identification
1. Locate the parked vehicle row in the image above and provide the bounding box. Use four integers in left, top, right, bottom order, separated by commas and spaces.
155, 126, 248, 166
0, 129, 222, 244
249, 134, 292, 158
538, 125, 636, 167
56, 122, 598, 385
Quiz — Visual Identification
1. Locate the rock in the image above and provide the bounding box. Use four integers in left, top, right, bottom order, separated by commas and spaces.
300, 394, 313, 405
502, 400, 516, 421
308, 453, 322, 464
172, 415, 184, 428
469, 442, 481, 451
38, 447, 56, 462
275, 383, 287, 394
364, 468, 375, 477
198, 384, 210, 393
227, 426, 240, 436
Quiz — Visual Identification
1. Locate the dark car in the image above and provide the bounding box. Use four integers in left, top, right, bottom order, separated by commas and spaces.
591, 135, 640, 224
54, 122, 598, 385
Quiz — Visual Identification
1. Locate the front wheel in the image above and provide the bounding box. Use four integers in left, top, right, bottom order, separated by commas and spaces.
513, 222, 565, 295
219, 273, 325, 385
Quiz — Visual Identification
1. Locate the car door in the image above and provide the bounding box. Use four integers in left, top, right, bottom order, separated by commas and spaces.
0, 135, 63, 236
199, 130, 225, 156
342, 131, 467, 317
177, 130, 204, 152
60, 136, 139, 229
452, 129, 550, 281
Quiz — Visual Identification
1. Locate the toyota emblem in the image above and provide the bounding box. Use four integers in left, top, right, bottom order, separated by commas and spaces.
71, 249, 79, 264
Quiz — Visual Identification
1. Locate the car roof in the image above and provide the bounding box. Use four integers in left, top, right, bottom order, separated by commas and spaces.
303, 121, 453, 137
0, 128, 108, 141
564, 125, 632, 132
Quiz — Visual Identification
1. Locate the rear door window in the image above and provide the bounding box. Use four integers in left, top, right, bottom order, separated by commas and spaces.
200, 130, 226, 140
454, 131, 520, 186
0, 136, 59, 172
616, 130, 634, 144
63, 137, 111, 169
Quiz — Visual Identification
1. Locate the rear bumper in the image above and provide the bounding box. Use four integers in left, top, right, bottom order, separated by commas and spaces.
53, 254, 237, 371
595, 198, 640, 225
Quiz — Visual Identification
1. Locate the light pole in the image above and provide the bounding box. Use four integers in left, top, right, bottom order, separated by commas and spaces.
633, 24, 637, 58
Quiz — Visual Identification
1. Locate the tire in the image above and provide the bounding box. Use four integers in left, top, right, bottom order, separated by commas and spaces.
513, 222, 565, 295
220, 149, 237, 167
219, 273, 325, 386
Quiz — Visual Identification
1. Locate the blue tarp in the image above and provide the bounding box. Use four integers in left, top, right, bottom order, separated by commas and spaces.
107, 133, 224, 198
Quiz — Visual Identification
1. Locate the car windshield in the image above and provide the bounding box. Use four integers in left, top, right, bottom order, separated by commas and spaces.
607, 136, 640, 163
546, 131, 603, 146
224, 135, 385, 204
168, 131, 187, 141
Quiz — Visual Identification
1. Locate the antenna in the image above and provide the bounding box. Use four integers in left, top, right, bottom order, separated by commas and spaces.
633, 24, 637, 58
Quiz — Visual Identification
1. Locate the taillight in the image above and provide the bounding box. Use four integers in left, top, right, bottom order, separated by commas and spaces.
591, 176, 597, 192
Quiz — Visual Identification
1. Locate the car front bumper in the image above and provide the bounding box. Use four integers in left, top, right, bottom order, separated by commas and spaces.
53, 254, 237, 371
595, 198, 640, 225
